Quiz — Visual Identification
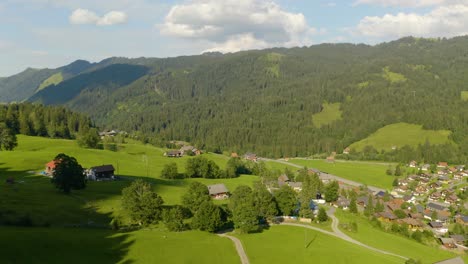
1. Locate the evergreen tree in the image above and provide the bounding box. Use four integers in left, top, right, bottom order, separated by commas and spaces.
317, 207, 328, 222
349, 197, 358, 214
364, 195, 374, 217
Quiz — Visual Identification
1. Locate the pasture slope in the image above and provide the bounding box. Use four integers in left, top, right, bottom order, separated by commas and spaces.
348, 122, 452, 152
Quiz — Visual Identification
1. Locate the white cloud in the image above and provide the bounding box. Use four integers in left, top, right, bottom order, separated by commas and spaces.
160, 0, 316, 53
356, 4, 468, 38
96, 11, 128, 26
69, 8, 127, 26
353, 0, 466, 7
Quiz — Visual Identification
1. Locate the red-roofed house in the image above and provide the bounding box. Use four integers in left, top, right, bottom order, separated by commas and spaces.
437, 162, 448, 168
45, 160, 59, 176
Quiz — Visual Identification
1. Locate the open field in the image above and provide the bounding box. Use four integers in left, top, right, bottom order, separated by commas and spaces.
349, 122, 452, 151
334, 210, 458, 263
0, 227, 239, 264
288, 159, 395, 189
312, 102, 342, 128
0, 135, 258, 224
235, 225, 402, 264
382, 66, 407, 83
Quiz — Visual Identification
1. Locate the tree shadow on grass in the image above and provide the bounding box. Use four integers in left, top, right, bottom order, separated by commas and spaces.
0, 165, 136, 264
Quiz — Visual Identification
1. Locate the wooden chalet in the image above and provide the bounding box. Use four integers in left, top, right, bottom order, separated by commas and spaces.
208, 184, 229, 199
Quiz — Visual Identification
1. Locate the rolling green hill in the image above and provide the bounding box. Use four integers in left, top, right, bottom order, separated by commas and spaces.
348, 122, 453, 151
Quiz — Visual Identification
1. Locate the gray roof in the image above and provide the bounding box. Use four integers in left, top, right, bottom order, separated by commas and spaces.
91, 164, 114, 173
439, 238, 455, 244
450, 235, 466, 243
288, 182, 302, 188
427, 202, 448, 211
207, 184, 229, 195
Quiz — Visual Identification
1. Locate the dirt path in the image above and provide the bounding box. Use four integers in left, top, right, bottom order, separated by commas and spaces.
218, 233, 250, 264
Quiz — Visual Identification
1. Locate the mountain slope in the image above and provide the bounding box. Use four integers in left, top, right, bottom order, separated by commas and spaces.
3, 36, 468, 161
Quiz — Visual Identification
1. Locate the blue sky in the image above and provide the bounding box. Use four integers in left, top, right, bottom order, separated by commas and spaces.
1, 0, 467, 76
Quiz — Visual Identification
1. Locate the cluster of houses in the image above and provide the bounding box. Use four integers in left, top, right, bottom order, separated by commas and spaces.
164, 145, 202, 157
45, 160, 116, 181
331, 161, 468, 249
98, 129, 127, 139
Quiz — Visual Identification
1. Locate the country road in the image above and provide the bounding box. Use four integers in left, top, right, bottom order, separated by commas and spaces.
262, 158, 386, 193
281, 208, 408, 261
218, 233, 250, 264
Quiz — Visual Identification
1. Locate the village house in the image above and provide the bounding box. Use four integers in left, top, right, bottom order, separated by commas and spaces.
439, 238, 457, 249
179, 145, 201, 156
45, 160, 59, 176
165, 150, 182, 157
343, 147, 350, 154
455, 215, 468, 226
326, 156, 335, 163
288, 182, 303, 192
87, 165, 115, 181
335, 197, 350, 210
429, 221, 448, 234
207, 184, 229, 199
426, 202, 449, 212
409, 160, 418, 168
376, 212, 397, 222
450, 235, 466, 246
230, 152, 238, 158
437, 162, 448, 168
243, 153, 258, 162
278, 174, 290, 187
399, 218, 424, 231
386, 199, 404, 212
421, 164, 431, 171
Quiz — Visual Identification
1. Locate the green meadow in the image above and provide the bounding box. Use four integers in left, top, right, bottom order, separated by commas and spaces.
0, 227, 239, 264
236, 225, 402, 264
312, 102, 342, 128
37, 72, 63, 91
288, 159, 394, 189
0, 135, 259, 225
349, 122, 452, 152
334, 210, 458, 263
462, 91, 468, 101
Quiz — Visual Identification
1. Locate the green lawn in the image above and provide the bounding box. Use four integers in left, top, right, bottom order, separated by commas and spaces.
0, 227, 239, 264
37, 72, 63, 91
288, 159, 394, 189
462, 91, 468, 101
349, 122, 452, 152
312, 102, 342, 128
236, 225, 402, 264
334, 210, 458, 263
0, 135, 258, 225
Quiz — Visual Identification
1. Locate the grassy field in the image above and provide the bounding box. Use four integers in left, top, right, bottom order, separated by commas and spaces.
0, 135, 259, 225
334, 210, 459, 263
349, 122, 452, 152
382, 66, 407, 83
37, 72, 63, 91
288, 159, 394, 189
312, 102, 342, 128
236, 225, 402, 264
462, 91, 468, 101
0, 227, 239, 264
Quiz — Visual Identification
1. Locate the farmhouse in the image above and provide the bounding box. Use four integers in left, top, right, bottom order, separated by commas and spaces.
343, 147, 350, 154
244, 153, 258, 162
427, 202, 448, 212
87, 165, 115, 181
421, 164, 430, 171
450, 235, 466, 246
439, 238, 457, 249
45, 160, 58, 176
437, 162, 448, 168
278, 174, 290, 187
288, 182, 303, 192
208, 184, 229, 199
409, 160, 417, 168
180, 146, 201, 156
455, 214, 468, 226
165, 150, 182, 157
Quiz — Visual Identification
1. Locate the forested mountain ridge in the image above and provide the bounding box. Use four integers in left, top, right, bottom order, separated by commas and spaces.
2, 36, 467, 162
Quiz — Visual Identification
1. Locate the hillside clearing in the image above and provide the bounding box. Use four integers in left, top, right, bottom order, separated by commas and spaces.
382, 67, 406, 83
462, 91, 468, 101
349, 123, 452, 152
37, 72, 63, 91
312, 102, 342, 128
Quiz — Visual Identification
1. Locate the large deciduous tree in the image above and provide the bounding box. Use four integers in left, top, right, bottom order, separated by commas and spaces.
181, 182, 211, 214
324, 180, 339, 202
191, 201, 224, 232
230, 185, 259, 233
274, 185, 297, 216
122, 179, 164, 225
51, 153, 85, 194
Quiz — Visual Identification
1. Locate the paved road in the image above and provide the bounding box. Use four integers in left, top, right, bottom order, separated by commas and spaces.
218, 233, 250, 264
262, 158, 386, 193
280, 208, 408, 260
